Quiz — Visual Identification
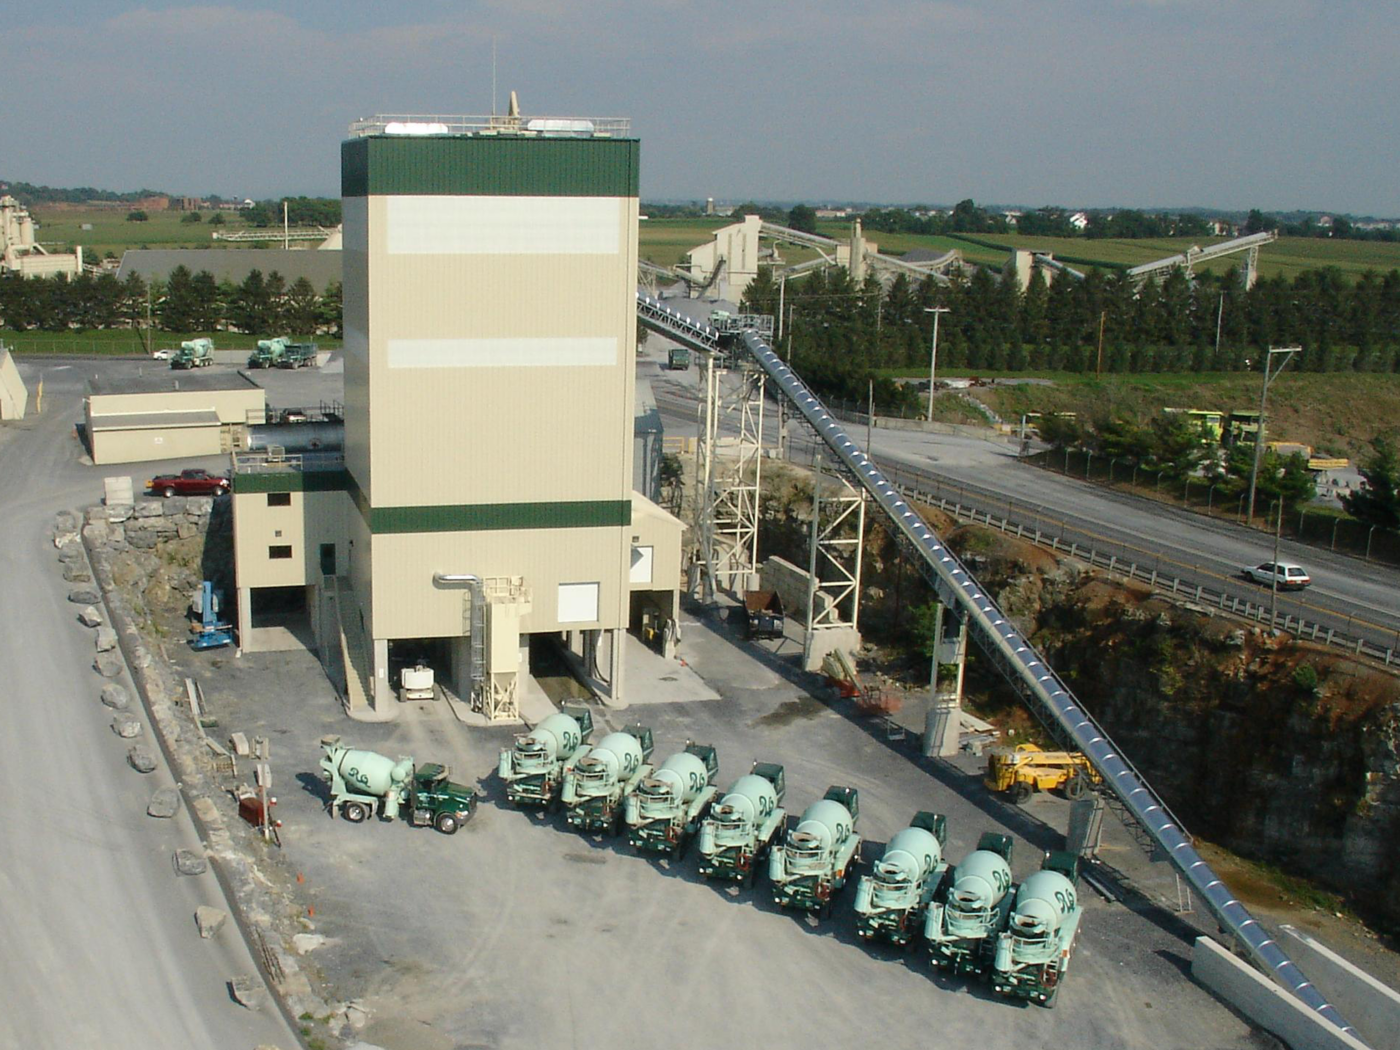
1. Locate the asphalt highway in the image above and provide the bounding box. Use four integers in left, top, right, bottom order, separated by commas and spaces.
645, 355, 1400, 656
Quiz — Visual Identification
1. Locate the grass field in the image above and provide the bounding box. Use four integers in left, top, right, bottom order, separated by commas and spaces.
29, 205, 296, 257
882, 369, 1400, 459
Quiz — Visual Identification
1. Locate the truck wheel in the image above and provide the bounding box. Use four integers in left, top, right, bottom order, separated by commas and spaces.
342, 802, 369, 823
1065, 771, 1088, 800
1043, 983, 1060, 1009
1011, 781, 1033, 805
435, 812, 460, 835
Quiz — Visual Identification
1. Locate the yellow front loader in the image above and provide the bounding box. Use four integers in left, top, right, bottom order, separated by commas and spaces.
985, 744, 1100, 804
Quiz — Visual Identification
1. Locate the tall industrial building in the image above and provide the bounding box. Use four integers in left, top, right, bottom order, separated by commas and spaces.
232, 114, 682, 718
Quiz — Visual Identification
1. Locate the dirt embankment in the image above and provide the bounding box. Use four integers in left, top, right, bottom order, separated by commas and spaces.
756, 471, 1400, 929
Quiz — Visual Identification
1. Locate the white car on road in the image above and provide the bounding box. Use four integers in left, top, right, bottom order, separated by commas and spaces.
1242, 561, 1311, 590
152, 348, 173, 360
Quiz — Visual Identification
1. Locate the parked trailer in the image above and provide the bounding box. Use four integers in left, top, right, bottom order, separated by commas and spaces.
276, 341, 318, 368
926, 832, 1015, 976
853, 811, 949, 947
992, 852, 1083, 1008
562, 724, 654, 833
498, 704, 594, 809
625, 743, 719, 856
770, 786, 861, 917
697, 762, 786, 885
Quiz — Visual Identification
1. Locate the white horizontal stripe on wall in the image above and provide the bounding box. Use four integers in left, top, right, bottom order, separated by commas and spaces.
386, 337, 618, 370
385, 196, 620, 255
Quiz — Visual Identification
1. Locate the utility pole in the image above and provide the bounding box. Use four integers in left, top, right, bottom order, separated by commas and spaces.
1215, 292, 1225, 361
776, 275, 787, 459
1270, 499, 1284, 628
1246, 346, 1300, 524
1095, 310, 1106, 379
283, 200, 289, 251
923, 306, 950, 423
867, 378, 874, 454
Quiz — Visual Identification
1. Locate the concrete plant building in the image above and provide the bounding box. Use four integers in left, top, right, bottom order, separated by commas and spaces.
231, 113, 682, 719
85, 371, 267, 464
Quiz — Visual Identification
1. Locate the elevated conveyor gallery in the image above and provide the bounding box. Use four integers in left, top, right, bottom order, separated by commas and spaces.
634, 290, 1355, 1038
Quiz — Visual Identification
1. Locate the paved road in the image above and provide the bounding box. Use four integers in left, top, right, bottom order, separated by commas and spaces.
644, 351, 1400, 654
0, 359, 295, 1050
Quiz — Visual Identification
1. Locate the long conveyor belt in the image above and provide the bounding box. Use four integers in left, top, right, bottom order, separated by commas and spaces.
634, 291, 1354, 1037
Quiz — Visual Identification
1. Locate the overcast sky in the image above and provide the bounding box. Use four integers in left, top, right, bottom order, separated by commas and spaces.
2, 1, 1396, 215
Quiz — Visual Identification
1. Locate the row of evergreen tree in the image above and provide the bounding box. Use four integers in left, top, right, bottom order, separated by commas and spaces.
740, 262, 1400, 392
0, 266, 343, 338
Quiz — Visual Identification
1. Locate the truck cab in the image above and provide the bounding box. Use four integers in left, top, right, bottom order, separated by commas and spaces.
406, 762, 477, 835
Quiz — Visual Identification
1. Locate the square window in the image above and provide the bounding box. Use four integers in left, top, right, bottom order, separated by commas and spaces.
268, 545, 292, 560
267, 492, 291, 507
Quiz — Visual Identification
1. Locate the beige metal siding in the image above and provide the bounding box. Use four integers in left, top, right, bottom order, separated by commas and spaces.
368, 528, 626, 637
233, 490, 350, 590
91, 423, 222, 465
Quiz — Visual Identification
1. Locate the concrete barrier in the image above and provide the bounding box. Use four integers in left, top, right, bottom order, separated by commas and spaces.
1280, 926, 1400, 1050
1192, 936, 1371, 1050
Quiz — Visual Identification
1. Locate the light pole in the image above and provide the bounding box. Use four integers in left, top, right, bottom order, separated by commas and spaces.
1245, 345, 1300, 524
924, 306, 950, 423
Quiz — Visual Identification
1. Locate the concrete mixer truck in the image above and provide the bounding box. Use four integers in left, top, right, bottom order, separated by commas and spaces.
853, 811, 950, 947
171, 338, 213, 369
248, 337, 289, 368
320, 736, 477, 835
498, 703, 594, 809
991, 852, 1082, 1007
562, 724, 654, 833
696, 762, 787, 884
769, 786, 862, 916
625, 743, 719, 856
926, 831, 1015, 975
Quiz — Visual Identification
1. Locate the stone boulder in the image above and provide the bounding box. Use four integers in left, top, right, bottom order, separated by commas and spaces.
174, 849, 208, 876
195, 906, 227, 939
147, 787, 180, 818
94, 653, 123, 678
68, 588, 101, 605
78, 606, 104, 628
127, 746, 157, 773
100, 684, 129, 709
94, 626, 118, 652
111, 716, 142, 739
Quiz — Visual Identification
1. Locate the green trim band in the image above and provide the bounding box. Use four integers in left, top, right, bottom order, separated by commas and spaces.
342, 136, 640, 198
236, 467, 630, 533
371, 499, 631, 534
232, 470, 350, 495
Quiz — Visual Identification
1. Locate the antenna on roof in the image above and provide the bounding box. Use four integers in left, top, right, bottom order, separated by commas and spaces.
491, 36, 497, 116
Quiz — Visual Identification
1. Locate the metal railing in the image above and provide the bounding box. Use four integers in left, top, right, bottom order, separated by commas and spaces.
232, 449, 344, 475
348, 114, 631, 138
633, 291, 1355, 1038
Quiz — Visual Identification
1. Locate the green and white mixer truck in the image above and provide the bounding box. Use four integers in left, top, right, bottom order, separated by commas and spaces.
853, 811, 950, 947
320, 736, 477, 835
991, 852, 1083, 1007
769, 785, 862, 916
498, 704, 594, 809
696, 762, 787, 884
562, 724, 654, 833
926, 831, 1016, 975
247, 337, 289, 368
624, 742, 719, 856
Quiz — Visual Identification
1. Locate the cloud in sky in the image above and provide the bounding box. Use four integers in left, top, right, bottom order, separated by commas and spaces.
1, 1, 1396, 213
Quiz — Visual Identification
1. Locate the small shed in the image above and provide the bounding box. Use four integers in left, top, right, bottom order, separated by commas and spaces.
85, 370, 266, 464
0, 348, 27, 420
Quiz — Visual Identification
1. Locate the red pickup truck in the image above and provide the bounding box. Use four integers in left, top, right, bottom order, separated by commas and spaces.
147, 468, 230, 497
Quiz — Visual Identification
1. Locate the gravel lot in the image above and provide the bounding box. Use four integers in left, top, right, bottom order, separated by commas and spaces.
174, 599, 1262, 1050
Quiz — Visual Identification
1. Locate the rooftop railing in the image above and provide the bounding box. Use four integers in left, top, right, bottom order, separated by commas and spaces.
348, 114, 631, 139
